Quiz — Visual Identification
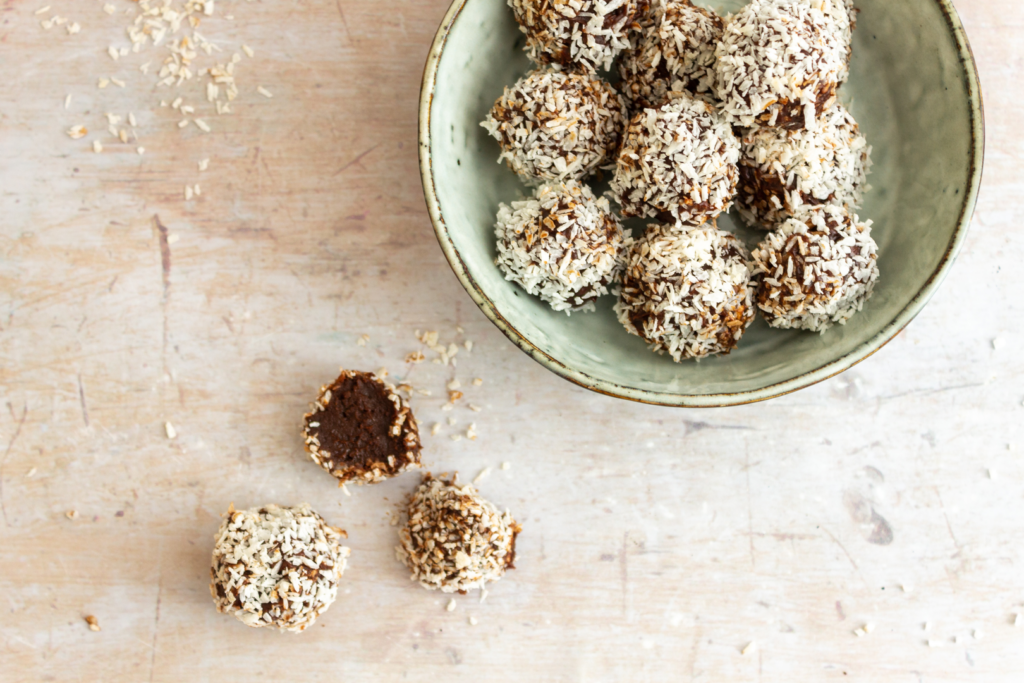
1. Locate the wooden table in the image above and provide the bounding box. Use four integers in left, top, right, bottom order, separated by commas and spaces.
1, 0, 1021, 680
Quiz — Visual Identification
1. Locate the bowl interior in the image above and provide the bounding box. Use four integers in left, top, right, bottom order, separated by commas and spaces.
424, 0, 980, 405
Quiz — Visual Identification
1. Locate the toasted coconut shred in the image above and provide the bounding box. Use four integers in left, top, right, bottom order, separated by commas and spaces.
714, 0, 846, 130
495, 180, 632, 313
508, 0, 647, 72
610, 94, 739, 222
736, 103, 871, 229
210, 504, 349, 633
618, 0, 724, 111
616, 224, 756, 361
481, 68, 627, 185
397, 474, 521, 594
752, 204, 879, 332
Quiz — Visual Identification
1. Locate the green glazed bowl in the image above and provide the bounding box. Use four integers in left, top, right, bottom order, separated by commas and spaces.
419, 0, 984, 407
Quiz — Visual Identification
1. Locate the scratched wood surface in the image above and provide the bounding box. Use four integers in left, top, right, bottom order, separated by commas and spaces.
1, 0, 1022, 681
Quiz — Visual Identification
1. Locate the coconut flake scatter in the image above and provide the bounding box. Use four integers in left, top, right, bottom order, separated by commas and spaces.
210, 503, 349, 633
618, 0, 724, 111
509, 0, 647, 72
610, 94, 739, 222
715, 0, 846, 130
482, 68, 627, 185
495, 180, 632, 313
616, 223, 756, 361
752, 204, 879, 332
737, 103, 871, 229
397, 474, 520, 594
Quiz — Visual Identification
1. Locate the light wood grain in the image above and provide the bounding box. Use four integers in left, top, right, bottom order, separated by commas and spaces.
1, 0, 1023, 680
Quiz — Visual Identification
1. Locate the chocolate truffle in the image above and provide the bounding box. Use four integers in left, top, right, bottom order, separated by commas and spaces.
495, 180, 631, 314
752, 205, 879, 332
397, 474, 521, 594
736, 103, 871, 230
616, 223, 756, 361
303, 370, 421, 485
618, 0, 724, 111
509, 0, 647, 72
210, 503, 349, 633
481, 68, 627, 185
715, 0, 847, 129
610, 94, 740, 222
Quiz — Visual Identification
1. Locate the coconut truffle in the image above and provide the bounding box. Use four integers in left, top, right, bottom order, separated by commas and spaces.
752, 205, 879, 332
495, 181, 631, 314
481, 68, 628, 185
509, 0, 647, 72
736, 103, 871, 230
210, 503, 349, 633
303, 370, 421, 485
801, 0, 856, 83
615, 223, 756, 361
715, 0, 847, 130
618, 0, 724, 111
397, 474, 521, 594
610, 94, 740, 222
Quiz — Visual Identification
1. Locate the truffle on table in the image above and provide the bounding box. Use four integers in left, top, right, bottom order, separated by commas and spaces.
615, 223, 756, 361
618, 0, 724, 111
495, 180, 631, 314
610, 94, 740, 222
397, 474, 521, 594
752, 204, 879, 332
303, 370, 421, 485
715, 0, 847, 130
210, 503, 349, 633
481, 68, 627, 185
509, 0, 648, 72
736, 103, 871, 230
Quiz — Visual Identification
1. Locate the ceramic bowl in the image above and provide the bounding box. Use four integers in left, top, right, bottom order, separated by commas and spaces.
419, 0, 984, 407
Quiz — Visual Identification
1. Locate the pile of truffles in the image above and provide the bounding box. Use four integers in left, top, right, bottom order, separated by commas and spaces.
483, 0, 880, 360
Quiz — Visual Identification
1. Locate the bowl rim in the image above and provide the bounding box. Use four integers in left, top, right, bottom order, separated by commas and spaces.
418, 0, 985, 408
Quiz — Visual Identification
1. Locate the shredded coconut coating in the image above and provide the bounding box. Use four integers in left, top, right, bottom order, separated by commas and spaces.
714, 0, 846, 130
752, 205, 879, 332
495, 180, 632, 313
397, 474, 521, 594
736, 103, 871, 230
509, 0, 648, 72
618, 0, 724, 111
482, 68, 628, 185
800, 0, 856, 82
615, 223, 756, 361
210, 504, 349, 633
610, 94, 740, 222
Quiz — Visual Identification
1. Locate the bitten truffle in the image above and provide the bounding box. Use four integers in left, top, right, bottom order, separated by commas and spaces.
618, 0, 724, 110
509, 0, 647, 72
481, 68, 628, 185
736, 103, 871, 230
210, 503, 349, 633
303, 370, 421, 485
715, 0, 847, 129
752, 205, 879, 332
610, 94, 740, 222
495, 180, 631, 314
397, 474, 521, 594
615, 223, 756, 361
